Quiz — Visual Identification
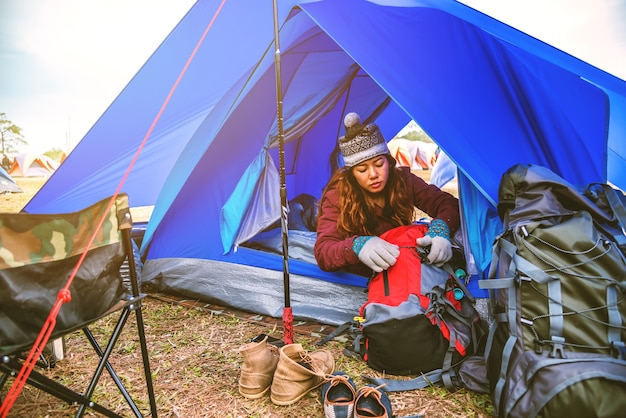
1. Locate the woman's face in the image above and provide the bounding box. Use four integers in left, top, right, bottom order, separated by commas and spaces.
351, 155, 390, 195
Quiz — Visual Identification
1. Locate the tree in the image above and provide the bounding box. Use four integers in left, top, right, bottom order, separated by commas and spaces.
43, 147, 66, 162
397, 127, 434, 143
0, 113, 28, 155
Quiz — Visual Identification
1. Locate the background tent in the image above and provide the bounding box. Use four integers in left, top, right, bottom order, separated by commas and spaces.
23, 0, 626, 325
9, 153, 59, 177
430, 152, 457, 189
388, 138, 438, 171
0, 167, 22, 194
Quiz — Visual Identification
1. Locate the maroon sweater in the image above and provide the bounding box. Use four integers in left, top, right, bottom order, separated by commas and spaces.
314, 167, 459, 277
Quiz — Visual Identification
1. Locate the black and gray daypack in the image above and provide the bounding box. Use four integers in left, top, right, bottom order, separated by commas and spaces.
480, 164, 626, 418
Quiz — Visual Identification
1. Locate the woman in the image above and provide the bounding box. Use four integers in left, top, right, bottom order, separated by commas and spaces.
314, 112, 460, 277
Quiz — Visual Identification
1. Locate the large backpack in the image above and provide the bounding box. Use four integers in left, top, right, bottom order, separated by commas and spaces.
320, 223, 487, 391
480, 164, 626, 418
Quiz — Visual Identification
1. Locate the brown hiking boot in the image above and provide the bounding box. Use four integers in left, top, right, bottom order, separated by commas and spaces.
270, 343, 335, 405
238, 335, 280, 399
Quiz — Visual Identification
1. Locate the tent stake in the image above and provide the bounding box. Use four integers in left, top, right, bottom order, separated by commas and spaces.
272, 0, 293, 345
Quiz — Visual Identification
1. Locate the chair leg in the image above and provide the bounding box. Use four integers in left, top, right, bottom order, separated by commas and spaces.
1, 356, 123, 418
1, 299, 157, 418
134, 299, 158, 417
77, 308, 140, 418
122, 229, 158, 417
74, 294, 157, 418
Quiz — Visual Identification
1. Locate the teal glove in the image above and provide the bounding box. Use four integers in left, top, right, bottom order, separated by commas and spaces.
415, 219, 452, 266
353, 236, 399, 272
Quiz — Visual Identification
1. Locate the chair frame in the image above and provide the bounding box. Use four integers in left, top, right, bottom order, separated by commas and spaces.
0, 195, 157, 418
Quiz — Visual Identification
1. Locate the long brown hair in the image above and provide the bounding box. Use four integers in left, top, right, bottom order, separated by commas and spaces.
320, 155, 415, 236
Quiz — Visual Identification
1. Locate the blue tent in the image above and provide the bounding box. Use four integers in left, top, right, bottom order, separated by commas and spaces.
24, 0, 626, 324
0, 166, 21, 194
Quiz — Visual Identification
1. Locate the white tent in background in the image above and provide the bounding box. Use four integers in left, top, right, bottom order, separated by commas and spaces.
388, 138, 438, 170
9, 153, 59, 177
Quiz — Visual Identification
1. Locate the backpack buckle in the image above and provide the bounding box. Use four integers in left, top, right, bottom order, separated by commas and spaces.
415, 245, 430, 263
610, 341, 625, 359
426, 287, 446, 316
549, 336, 567, 359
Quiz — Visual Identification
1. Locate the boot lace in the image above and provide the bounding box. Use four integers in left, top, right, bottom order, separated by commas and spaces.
297, 352, 327, 375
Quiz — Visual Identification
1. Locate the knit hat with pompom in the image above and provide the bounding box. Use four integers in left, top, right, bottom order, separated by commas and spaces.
338, 112, 390, 167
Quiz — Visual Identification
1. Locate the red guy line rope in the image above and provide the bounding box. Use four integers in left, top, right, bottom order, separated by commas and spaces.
0, 1, 227, 415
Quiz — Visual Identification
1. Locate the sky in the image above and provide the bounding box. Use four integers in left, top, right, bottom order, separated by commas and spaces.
0, 0, 195, 154
1, 0, 625, 155
460, 0, 626, 78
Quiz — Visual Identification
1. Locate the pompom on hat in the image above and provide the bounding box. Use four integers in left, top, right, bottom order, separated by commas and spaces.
339, 112, 390, 167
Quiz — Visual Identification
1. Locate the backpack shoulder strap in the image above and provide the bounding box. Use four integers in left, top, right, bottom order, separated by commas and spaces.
362, 368, 444, 391
316, 319, 361, 346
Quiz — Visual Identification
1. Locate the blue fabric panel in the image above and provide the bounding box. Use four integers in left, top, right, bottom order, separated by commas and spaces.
301, 0, 610, 204
24, 0, 299, 214
605, 89, 626, 191
458, 171, 501, 299
221, 150, 276, 253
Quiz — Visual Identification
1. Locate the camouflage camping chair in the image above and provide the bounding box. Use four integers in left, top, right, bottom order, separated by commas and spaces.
0, 194, 157, 418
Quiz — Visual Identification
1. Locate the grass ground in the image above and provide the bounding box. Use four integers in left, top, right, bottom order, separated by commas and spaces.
0, 177, 45, 212
0, 175, 494, 417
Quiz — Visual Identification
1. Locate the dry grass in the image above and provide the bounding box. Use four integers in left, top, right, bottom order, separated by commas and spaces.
3, 299, 494, 418
1, 175, 494, 417
0, 177, 45, 212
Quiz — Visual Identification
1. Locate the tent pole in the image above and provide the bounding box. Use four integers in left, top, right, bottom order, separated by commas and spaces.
272, 0, 293, 345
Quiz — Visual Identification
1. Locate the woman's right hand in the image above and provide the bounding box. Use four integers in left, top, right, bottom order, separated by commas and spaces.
356, 236, 400, 272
